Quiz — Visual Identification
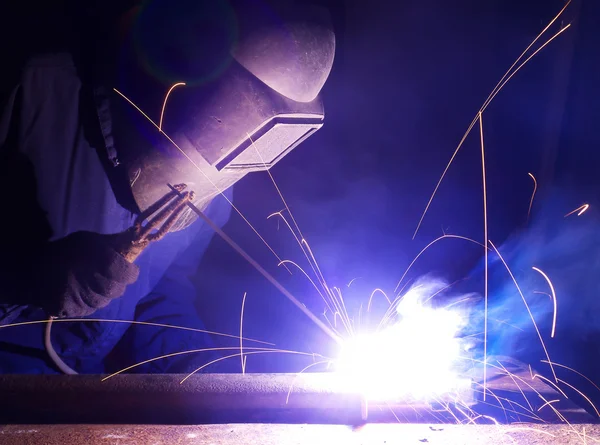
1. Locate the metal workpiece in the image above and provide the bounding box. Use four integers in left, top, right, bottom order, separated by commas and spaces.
0, 373, 474, 425
0, 367, 592, 425
0, 373, 363, 424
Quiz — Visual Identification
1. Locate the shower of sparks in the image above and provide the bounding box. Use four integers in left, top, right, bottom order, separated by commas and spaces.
406, 3, 572, 406
159, 81, 185, 130
532, 267, 558, 338
527, 173, 538, 221
565, 203, 590, 217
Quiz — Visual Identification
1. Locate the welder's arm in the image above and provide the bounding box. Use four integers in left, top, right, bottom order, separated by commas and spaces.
1, 186, 196, 319
1, 99, 191, 320
111, 190, 233, 373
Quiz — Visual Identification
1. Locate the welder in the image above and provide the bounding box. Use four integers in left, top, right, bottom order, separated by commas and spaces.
0, 0, 335, 373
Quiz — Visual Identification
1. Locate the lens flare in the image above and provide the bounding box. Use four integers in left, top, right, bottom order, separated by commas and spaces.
335, 286, 467, 401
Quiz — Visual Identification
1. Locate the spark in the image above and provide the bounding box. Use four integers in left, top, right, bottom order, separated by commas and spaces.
0, 318, 272, 344
302, 239, 337, 312
527, 173, 537, 221
332, 286, 353, 337
347, 277, 362, 288
394, 234, 486, 294
541, 360, 600, 395
496, 360, 534, 413
285, 360, 332, 404
278, 259, 334, 315
249, 134, 309, 260
103, 346, 327, 381
532, 267, 557, 337
532, 373, 568, 399
269, 210, 348, 335
471, 381, 511, 423
366, 288, 391, 312
240, 292, 247, 374
565, 203, 590, 217
479, 112, 489, 401
255, 136, 334, 302
485, 24, 572, 113
471, 390, 545, 423
180, 349, 326, 384
490, 240, 557, 383
159, 82, 185, 130
481, 360, 567, 423
557, 378, 600, 417
102, 346, 273, 380
413, 2, 572, 239
538, 399, 559, 412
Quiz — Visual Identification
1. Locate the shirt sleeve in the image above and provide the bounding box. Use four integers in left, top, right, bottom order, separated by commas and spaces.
108, 187, 234, 374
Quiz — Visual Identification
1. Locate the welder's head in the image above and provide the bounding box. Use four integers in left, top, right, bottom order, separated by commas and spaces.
112, 0, 335, 230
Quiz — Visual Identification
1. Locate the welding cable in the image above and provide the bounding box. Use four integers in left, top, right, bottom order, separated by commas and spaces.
44, 316, 78, 375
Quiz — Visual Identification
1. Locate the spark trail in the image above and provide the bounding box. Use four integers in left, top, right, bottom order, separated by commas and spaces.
490, 241, 557, 383
527, 173, 538, 221
532, 267, 558, 338
565, 204, 590, 217
479, 112, 489, 400
413, 1, 573, 239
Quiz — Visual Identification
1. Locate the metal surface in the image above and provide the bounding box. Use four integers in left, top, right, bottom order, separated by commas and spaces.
1, 423, 599, 445
0, 367, 593, 425
0, 373, 361, 424
0, 373, 475, 425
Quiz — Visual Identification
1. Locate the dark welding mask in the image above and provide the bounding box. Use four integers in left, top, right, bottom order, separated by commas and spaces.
111, 0, 335, 231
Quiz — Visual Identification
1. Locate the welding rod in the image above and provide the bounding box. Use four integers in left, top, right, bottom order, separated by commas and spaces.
167, 184, 340, 343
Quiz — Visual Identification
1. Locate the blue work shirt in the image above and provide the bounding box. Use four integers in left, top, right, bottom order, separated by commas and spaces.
0, 52, 232, 374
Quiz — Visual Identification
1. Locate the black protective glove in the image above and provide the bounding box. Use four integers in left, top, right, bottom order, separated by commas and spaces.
37, 231, 140, 318
2, 184, 194, 318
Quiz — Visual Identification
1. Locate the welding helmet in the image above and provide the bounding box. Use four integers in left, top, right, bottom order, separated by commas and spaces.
111, 0, 335, 230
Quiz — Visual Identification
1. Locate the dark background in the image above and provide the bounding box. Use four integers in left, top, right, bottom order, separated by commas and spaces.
193, 0, 600, 384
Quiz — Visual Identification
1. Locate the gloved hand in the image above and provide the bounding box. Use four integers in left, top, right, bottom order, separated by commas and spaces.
33, 184, 195, 318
